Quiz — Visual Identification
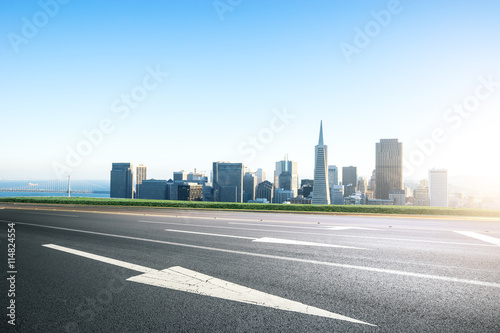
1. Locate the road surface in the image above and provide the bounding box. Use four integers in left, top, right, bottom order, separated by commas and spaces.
0, 203, 499, 332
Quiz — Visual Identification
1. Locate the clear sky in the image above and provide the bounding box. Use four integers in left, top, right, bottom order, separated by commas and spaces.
1, 0, 499, 192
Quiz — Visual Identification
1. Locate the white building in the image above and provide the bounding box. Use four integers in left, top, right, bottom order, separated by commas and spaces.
429, 169, 448, 207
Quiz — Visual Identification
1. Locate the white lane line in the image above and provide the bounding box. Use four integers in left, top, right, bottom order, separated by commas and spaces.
139, 220, 495, 247
454, 231, 500, 246
42, 244, 155, 273
22, 212, 79, 218
252, 237, 363, 248
229, 222, 377, 231
165, 229, 255, 240
3, 220, 500, 288
44, 244, 375, 326
165, 229, 365, 249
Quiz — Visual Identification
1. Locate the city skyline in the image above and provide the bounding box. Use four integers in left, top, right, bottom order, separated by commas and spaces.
2, 1, 500, 196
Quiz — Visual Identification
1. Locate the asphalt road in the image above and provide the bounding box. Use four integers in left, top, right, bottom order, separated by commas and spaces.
0, 203, 499, 332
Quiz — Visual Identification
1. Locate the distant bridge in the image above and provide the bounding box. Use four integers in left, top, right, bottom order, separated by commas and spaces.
0, 179, 110, 195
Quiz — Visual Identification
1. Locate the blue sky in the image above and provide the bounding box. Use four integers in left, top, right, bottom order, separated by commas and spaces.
1, 0, 499, 190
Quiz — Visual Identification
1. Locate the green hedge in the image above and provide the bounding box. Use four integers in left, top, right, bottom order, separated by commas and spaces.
1, 196, 500, 218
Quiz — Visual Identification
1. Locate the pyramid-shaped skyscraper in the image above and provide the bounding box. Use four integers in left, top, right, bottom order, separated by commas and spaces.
312, 121, 330, 204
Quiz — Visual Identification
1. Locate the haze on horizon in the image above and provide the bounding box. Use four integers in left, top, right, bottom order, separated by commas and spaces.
1, 0, 499, 196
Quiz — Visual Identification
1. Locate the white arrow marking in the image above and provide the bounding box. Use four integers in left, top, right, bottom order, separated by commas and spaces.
325, 226, 377, 231
454, 231, 500, 246
165, 229, 366, 249
42, 244, 375, 326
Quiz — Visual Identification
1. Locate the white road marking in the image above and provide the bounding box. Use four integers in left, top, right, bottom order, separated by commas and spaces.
165, 229, 365, 249
42, 244, 155, 273
252, 237, 363, 248
454, 231, 500, 246
139, 220, 495, 247
165, 229, 255, 240
44, 243, 375, 326
3, 220, 499, 288
229, 222, 377, 231
21, 211, 79, 217
325, 226, 377, 230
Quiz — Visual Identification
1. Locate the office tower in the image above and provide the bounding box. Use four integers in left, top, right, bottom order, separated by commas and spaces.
312, 121, 330, 204
243, 172, 257, 203
255, 168, 266, 184
331, 185, 344, 205
178, 183, 203, 201
186, 171, 208, 183
255, 180, 274, 203
413, 185, 429, 206
135, 164, 147, 198
274, 156, 298, 197
301, 185, 313, 198
137, 179, 168, 200
389, 189, 406, 206
110, 163, 134, 198
375, 139, 403, 199
274, 188, 294, 204
301, 179, 314, 188
328, 165, 338, 187
429, 169, 448, 207
342, 166, 357, 197
173, 171, 187, 181
278, 172, 292, 191
212, 162, 243, 202
357, 177, 367, 194
368, 169, 376, 196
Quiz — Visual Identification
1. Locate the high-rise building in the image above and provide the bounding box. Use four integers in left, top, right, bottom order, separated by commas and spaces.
110, 163, 134, 199
255, 168, 266, 184
331, 185, 344, 205
357, 177, 367, 194
137, 179, 168, 200
274, 156, 298, 197
135, 164, 147, 198
178, 183, 203, 201
212, 162, 243, 202
389, 189, 406, 206
255, 180, 273, 203
328, 165, 338, 187
312, 121, 330, 204
274, 188, 294, 204
173, 171, 187, 181
375, 139, 403, 199
429, 169, 448, 207
243, 172, 257, 203
413, 184, 429, 206
342, 166, 357, 197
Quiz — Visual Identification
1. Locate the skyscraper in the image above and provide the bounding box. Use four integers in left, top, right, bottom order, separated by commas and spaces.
110, 163, 134, 198
274, 156, 298, 197
342, 166, 357, 197
375, 139, 403, 199
255, 180, 273, 203
212, 162, 243, 202
136, 164, 147, 198
243, 172, 257, 203
328, 165, 338, 187
255, 168, 266, 184
429, 169, 448, 207
312, 121, 330, 204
